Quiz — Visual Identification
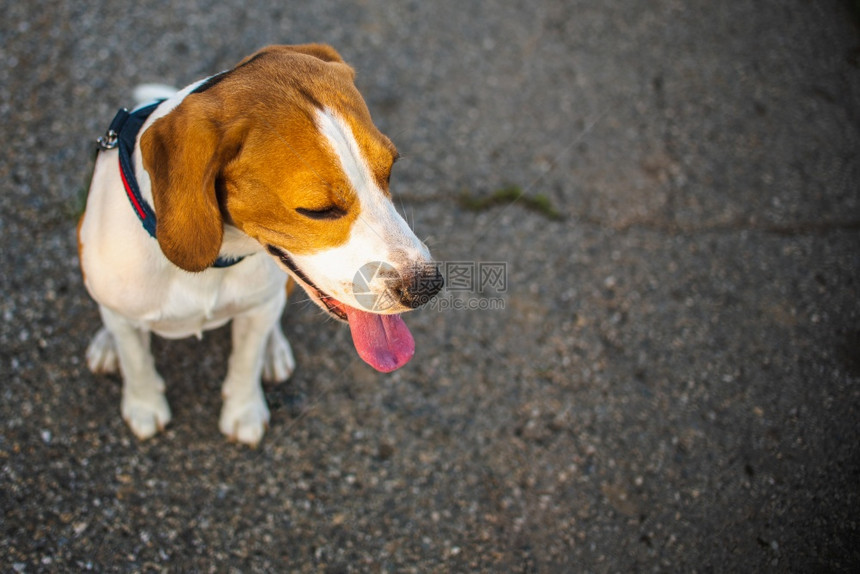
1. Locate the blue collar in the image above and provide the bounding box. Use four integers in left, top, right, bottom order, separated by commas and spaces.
97, 102, 245, 269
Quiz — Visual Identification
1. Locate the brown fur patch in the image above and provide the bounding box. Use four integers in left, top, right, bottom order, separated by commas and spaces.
139, 44, 398, 270
140, 99, 227, 272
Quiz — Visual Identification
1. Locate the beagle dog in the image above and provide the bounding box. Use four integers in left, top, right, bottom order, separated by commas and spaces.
78, 44, 442, 446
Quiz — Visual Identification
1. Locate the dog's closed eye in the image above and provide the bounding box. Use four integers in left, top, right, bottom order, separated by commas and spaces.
295, 206, 347, 220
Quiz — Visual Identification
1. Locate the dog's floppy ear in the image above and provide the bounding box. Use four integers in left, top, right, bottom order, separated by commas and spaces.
140, 99, 231, 272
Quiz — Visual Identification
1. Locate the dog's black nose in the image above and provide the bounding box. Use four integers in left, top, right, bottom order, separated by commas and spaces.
397, 263, 444, 309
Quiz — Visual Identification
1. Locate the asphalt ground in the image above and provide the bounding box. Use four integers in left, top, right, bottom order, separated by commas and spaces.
2, 1, 859, 571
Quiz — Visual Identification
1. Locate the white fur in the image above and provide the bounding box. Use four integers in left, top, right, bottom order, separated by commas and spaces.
132, 83, 179, 106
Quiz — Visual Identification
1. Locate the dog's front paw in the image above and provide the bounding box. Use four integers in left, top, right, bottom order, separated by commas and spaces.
121, 389, 172, 440
86, 327, 119, 374
219, 394, 270, 447
262, 326, 296, 383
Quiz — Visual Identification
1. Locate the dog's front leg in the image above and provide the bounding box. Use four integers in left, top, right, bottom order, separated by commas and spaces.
96, 305, 172, 440
219, 289, 289, 446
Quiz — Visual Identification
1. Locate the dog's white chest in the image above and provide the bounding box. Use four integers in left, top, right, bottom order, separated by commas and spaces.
140, 260, 285, 340
145, 276, 232, 339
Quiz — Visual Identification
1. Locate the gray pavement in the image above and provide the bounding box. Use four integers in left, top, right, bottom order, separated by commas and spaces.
2, 0, 859, 571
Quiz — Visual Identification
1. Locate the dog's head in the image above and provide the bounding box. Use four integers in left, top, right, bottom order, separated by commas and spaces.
139, 44, 442, 371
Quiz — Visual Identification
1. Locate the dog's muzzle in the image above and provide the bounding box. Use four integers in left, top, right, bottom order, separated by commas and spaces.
396, 264, 444, 309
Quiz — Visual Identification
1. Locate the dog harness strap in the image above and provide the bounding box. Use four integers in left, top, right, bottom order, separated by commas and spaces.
114, 103, 160, 237
99, 102, 245, 269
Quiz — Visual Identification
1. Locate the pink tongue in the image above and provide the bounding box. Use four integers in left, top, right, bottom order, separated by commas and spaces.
345, 306, 415, 372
